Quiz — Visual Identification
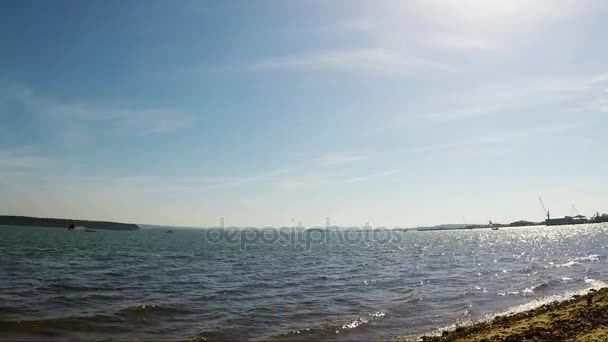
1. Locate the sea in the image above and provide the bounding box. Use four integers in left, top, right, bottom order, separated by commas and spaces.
2, 223, 608, 341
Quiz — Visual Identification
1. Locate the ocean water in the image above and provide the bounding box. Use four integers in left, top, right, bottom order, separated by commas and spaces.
2, 224, 608, 341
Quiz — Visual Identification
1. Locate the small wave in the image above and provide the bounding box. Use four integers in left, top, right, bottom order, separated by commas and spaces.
278, 311, 385, 340
423, 278, 608, 339
488, 278, 608, 319
0, 314, 127, 336
522, 280, 561, 294
575, 254, 600, 262
119, 303, 190, 316
42, 284, 100, 292
83, 293, 124, 301
0, 306, 22, 315
584, 278, 606, 287
459, 285, 488, 298
497, 285, 548, 297
340, 316, 370, 330
557, 261, 581, 268
557, 254, 600, 267
189, 330, 235, 341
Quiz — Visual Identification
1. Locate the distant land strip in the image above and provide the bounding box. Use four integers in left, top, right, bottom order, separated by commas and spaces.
0, 215, 139, 231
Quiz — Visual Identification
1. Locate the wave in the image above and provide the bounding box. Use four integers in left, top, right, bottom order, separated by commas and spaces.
576, 254, 600, 262
39, 283, 101, 292
461, 277, 570, 299
421, 278, 608, 340
118, 303, 191, 316
556, 254, 600, 268
0, 304, 192, 337
276, 311, 385, 340
557, 260, 581, 267
499, 279, 563, 296
487, 278, 607, 319
0, 305, 22, 315
0, 314, 127, 336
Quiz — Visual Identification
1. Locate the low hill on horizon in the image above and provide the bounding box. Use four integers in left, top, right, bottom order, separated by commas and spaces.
0, 215, 140, 231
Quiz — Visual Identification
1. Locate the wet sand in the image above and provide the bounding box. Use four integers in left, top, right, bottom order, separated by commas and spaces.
419, 287, 608, 342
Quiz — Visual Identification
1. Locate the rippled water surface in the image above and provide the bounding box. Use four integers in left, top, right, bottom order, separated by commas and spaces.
2, 224, 608, 341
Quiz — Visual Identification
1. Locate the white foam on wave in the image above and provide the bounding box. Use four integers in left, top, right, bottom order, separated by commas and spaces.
340, 317, 369, 330
522, 287, 535, 294
337, 311, 385, 333
417, 278, 608, 341
556, 254, 600, 268
485, 278, 607, 320
557, 261, 581, 267
498, 282, 545, 297
286, 311, 386, 337
576, 254, 600, 262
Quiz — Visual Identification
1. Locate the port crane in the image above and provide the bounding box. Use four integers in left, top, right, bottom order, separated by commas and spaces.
572, 204, 581, 216
539, 197, 549, 220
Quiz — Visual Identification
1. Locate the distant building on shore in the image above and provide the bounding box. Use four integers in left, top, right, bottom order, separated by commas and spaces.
545, 212, 588, 226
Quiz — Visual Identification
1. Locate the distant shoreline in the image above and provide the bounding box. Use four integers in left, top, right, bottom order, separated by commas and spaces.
0, 215, 139, 231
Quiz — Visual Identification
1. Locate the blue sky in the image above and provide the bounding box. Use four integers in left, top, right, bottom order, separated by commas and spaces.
1, 0, 607, 227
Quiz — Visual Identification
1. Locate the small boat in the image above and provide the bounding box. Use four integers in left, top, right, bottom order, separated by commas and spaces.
165, 230, 174, 233
491, 227, 499, 231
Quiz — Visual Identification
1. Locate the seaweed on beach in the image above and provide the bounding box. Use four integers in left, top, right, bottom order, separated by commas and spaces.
420, 287, 608, 342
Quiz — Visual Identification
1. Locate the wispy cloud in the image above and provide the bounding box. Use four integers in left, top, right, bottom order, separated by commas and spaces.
0, 150, 53, 170
413, 121, 591, 154
313, 151, 376, 166
68, 165, 301, 196
276, 169, 402, 190
424, 71, 608, 123
425, 34, 507, 52
342, 169, 402, 184
249, 49, 455, 74
1, 83, 196, 135
71, 162, 401, 195
576, 78, 608, 113
0, 150, 53, 191
108, 109, 196, 134
475, 121, 590, 144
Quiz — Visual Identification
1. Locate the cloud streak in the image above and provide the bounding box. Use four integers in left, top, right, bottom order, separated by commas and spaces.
55, 166, 304, 198
313, 151, 376, 166
425, 34, 507, 52
413, 121, 591, 154
424, 71, 608, 123
0, 150, 54, 170
1, 83, 196, 135
249, 49, 455, 74
276, 169, 402, 190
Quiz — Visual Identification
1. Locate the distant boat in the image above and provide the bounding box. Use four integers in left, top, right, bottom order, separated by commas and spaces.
165, 230, 174, 233
491, 227, 499, 231
66, 224, 95, 232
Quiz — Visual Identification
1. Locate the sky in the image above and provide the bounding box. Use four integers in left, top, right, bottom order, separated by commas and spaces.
1, 0, 607, 227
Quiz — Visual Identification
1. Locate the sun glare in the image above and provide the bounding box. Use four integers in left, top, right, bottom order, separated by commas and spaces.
416, 0, 572, 36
